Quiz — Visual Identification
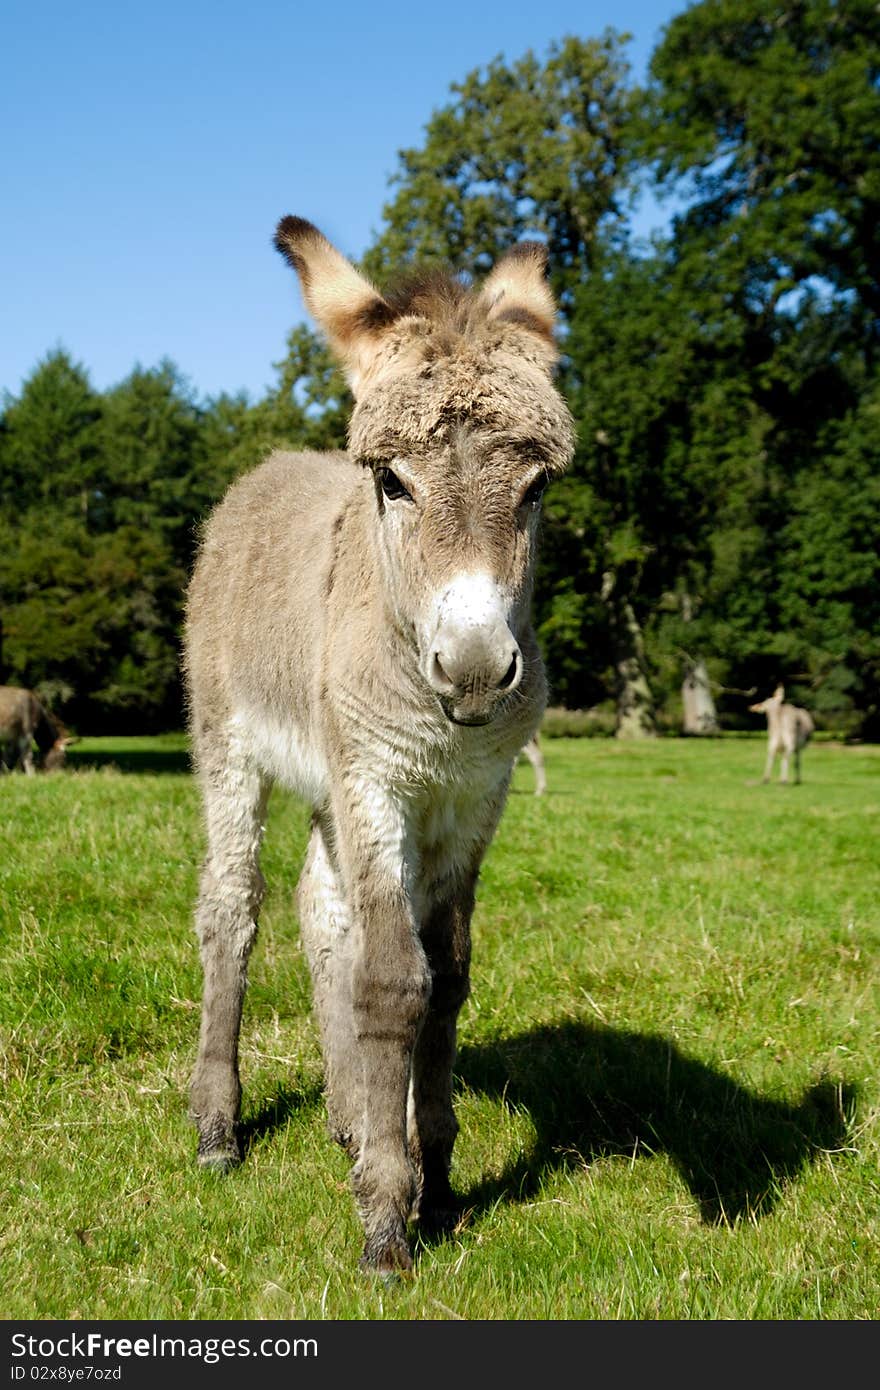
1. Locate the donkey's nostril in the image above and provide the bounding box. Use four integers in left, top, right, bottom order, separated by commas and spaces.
431, 651, 455, 692
497, 651, 521, 691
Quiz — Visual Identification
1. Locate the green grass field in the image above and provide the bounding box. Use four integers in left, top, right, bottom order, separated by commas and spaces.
1, 734, 878, 1320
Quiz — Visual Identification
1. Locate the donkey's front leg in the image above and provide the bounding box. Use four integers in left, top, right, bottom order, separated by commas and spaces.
189, 750, 269, 1170
352, 887, 431, 1273
335, 787, 431, 1274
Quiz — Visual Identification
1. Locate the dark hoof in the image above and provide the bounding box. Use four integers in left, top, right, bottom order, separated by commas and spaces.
197, 1143, 241, 1173
359, 1235, 413, 1278
194, 1114, 241, 1171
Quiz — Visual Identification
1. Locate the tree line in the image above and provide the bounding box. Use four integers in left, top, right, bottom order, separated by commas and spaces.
2, 0, 878, 737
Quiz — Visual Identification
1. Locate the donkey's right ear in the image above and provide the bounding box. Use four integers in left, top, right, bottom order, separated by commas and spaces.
274, 217, 394, 396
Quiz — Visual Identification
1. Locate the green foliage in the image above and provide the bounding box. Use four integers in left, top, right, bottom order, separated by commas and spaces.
776, 380, 880, 732
642, 0, 880, 331
94, 363, 207, 575
0, 356, 197, 729
195, 328, 349, 501
363, 32, 637, 289
0, 333, 349, 731
2, 1, 879, 734
620, 0, 880, 726
360, 11, 880, 730
0, 350, 101, 516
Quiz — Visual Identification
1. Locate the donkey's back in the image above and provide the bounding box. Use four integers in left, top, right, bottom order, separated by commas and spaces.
185, 449, 355, 793
0, 685, 38, 740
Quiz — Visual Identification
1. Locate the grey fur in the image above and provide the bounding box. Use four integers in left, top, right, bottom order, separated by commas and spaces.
183, 219, 574, 1272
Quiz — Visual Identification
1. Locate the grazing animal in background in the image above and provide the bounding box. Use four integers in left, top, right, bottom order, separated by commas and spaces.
749, 685, 815, 785
183, 215, 574, 1274
519, 734, 547, 795
0, 686, 76, 774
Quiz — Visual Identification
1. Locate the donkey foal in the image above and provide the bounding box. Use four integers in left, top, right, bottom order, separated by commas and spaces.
183, 217, 574, 1273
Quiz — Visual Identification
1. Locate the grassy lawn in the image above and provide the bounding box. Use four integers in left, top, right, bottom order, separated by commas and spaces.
1, 734, 878, 1320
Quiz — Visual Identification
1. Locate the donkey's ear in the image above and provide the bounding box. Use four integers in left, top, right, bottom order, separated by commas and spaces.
274, 217, 394, 396
478, 241, 558, 359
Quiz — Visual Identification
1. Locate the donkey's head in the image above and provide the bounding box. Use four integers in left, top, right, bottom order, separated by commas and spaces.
42, 733, 76, 771
41, 725, 77, 771
749, 685, 785, 715
34, 704, 78, 772
275, 217, 574, 725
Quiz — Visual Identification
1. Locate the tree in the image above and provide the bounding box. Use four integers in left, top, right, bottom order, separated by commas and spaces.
198, 325, 350, 497
0, 509, 182, 730
97, 361, 202, 560
5, 4, 879, 736
364, 32, 638, 286
1, 358, 199, 729
0, 349, 101, 519
776, 375, 880, 734
562, 241, 754, 733
633, 0, 880, 732
642, 0, 880, 355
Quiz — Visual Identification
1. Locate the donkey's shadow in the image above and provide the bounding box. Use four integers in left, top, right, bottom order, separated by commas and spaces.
451, 1021, 851, 1227
235, 1021, 851, 1230
239, 1080, 324, 1158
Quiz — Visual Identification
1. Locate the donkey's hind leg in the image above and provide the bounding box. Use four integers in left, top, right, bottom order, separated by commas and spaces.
408, 877, 474, 1234
297, 814, 363, 1158
189, 739, 269, 1170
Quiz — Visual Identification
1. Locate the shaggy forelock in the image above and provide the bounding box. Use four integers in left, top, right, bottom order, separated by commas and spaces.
340, 253, 574, 475
348, 318, 575, 474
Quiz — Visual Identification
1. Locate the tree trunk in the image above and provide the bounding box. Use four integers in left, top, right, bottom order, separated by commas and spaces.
681, 657, 720, 735
602, 571, 656, 739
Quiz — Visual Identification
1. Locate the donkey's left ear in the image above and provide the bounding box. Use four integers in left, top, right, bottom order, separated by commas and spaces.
274, 216, 395, 396
478, 241, 558, 361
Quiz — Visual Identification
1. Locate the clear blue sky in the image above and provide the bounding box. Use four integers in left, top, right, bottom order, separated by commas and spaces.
3, 0, 685, 404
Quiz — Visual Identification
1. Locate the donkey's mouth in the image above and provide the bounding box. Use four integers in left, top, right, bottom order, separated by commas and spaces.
447, 711, 493, 727
438, 696, 495, 727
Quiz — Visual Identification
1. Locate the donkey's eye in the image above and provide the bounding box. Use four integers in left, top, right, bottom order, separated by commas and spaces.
378, 468, 413, 503
521, 474, 548, 509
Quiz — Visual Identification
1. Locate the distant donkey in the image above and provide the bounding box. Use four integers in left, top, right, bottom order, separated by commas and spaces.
749, 685, 815, 785
0, 686, 76, 773
183, 215, 574, 1274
